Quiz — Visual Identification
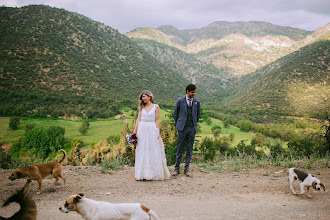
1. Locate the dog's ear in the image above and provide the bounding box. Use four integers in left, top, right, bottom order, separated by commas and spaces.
320, 183, 325, 191
78, 193, 84, 197
73, 194, 83, 203
312, 181, 317, 189
16, 171, 22, 178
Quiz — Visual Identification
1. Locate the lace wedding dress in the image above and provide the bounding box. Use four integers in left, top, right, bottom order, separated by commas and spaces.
135, 104, 170, 180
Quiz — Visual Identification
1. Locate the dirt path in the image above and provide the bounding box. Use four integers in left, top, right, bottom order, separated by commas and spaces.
0, 165, 329, 220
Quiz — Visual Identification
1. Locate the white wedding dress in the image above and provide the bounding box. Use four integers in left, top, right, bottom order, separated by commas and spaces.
135, 104, 170, 180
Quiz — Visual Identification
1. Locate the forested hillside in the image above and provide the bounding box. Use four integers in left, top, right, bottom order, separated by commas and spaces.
131, 38, 234, 102
223, 39, 330, 118
0, 5, 187, 118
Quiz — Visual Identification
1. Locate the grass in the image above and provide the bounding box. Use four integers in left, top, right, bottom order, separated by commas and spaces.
0, 109, 256, 148
0, 107, 178, 146
196, 152, 330, 172
197, 117, 254, 145
0, 117, 125, 146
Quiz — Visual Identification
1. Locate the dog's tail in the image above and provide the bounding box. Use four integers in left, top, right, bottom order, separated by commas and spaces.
141, 205, 159, 220
58, 149, 67, 164
1, 188, 37, 220
148, 209, 160, 220
274, 169, 287, 174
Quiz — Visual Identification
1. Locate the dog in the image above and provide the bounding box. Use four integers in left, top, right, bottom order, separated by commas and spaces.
0, 188, 37, 220
59, 193, 160, 220
288, 168, 325, 198
8, 149, 67, 194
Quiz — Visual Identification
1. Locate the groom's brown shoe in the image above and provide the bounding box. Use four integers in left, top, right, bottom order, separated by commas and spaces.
172, 169, 180, 176
184, 169, 191, 177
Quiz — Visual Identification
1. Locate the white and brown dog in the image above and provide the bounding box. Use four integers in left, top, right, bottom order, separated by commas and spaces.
288, 168, 325, 198
59, 193, 159, 220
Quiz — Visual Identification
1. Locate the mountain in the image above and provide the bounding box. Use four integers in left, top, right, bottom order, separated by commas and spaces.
0, 5, 188, 118
126, 21, 312, 76
130, 38, 233, 101
222, 38, 330, 118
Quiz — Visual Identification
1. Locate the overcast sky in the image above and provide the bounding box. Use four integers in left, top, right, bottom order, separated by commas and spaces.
2, 0, 330, 33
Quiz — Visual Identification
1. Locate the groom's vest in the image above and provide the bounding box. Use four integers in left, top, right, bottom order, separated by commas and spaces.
185, 103, 194, 127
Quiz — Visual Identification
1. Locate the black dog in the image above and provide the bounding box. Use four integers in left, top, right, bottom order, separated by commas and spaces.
0, 188, 37, 220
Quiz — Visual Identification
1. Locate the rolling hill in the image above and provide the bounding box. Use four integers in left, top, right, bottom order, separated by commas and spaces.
223, 39, 330, 118
0, 5, 188, 118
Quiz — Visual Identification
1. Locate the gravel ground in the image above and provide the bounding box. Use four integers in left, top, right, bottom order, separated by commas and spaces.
0, 164, 329, 220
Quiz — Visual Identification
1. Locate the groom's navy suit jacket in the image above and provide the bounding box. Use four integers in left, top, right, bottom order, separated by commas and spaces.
173, 96, 201, 132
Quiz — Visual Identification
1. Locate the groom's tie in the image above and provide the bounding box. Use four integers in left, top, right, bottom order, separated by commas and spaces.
188, 99, 192, 107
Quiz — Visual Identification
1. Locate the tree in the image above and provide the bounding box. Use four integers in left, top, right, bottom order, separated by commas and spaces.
205, 117, 212, 125
9, 117, 20, 130
211, 125, 222, 137
79, 120, 90, 135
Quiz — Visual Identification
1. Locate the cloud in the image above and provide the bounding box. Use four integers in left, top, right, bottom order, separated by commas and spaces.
1, 0, 329, 33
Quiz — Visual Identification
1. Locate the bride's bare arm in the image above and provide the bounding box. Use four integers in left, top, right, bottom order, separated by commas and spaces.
155, 104, 161, 139
133, 108, 142, 134
155, 104, 160, 129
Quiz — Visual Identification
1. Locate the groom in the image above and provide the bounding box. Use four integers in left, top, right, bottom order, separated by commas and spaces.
173, 84, 201, 177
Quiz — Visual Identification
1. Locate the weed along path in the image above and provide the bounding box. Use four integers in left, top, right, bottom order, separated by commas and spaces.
0, 165, 329, 220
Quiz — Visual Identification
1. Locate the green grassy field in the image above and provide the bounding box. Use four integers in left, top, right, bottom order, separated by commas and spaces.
0, 109, 255, 147
197, 118, 254, 145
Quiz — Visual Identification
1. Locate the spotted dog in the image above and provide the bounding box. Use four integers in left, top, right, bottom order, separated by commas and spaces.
59, 193, 159, 220
288, 168, 325, 198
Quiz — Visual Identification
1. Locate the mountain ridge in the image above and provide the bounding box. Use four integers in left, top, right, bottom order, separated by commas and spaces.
127, 21, 312, 76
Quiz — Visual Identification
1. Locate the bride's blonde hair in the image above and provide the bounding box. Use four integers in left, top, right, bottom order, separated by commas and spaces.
139, 90, 154, 109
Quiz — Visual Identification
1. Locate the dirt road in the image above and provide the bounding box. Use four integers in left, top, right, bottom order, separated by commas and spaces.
0, 165, 329, 220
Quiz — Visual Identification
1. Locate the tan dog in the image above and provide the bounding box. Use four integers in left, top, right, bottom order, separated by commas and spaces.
8, 149, 67, 194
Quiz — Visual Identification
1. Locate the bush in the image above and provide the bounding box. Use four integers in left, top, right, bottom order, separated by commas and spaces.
100, 156, 128, 173
211, 125, 222, 137
199, 137, 216, 160
79, 120, 90, 135
165, 141, 177, 166
9, 117, 20, 130
0, 150, 15, 169
288, 137, 315, 157
20, 126, 66, 159
237, 120, 253, 132
267, 141, 285, 159
205, 117, 212, 125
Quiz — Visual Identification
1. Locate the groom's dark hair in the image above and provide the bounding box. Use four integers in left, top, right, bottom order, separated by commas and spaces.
186, 84, 196, 93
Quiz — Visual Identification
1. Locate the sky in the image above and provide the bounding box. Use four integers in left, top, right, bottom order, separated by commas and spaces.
1, 0, 330, 33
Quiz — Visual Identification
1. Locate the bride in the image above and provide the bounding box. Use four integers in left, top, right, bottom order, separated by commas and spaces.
133, 90, 170, 180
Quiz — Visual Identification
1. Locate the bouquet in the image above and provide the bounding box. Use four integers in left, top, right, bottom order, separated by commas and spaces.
126, 133, 138, 146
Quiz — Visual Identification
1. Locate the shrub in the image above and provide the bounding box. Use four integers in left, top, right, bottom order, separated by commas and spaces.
267, 141, 285, 159
9, 117, 20, 130
21, 126, 66, 159
79, 120, 90, 135
205, 117, 212, 125
0, 150, 15, 169
237, 120, 253, 132
199, 137, 216, 160
211, 125, 222, 137
288, 137, 315, 156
